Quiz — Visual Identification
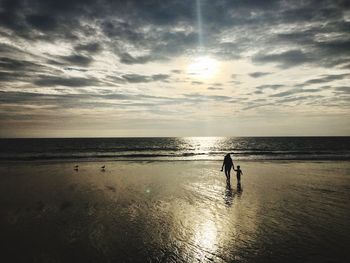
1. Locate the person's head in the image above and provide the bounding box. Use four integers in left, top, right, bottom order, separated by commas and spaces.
237, 165, 240, 169
225, 153, 230, 158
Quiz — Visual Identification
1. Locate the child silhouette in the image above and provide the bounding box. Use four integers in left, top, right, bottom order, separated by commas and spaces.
234, 165, 243, 185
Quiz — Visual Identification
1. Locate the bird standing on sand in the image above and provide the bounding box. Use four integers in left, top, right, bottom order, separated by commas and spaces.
74, 165, 79, 171
101, 165, 105, 171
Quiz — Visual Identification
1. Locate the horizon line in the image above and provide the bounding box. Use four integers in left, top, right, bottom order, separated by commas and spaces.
1, 135, 349, 139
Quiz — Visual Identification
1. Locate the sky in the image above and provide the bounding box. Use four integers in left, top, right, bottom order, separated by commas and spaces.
0, 0, 349, 137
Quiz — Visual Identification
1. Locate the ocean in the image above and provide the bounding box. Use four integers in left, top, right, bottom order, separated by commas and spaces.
0, 137, 349, 162
0, 137, 349, 262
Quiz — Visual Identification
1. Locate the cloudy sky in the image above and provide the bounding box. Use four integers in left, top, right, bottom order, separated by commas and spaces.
0, 0, 349, 137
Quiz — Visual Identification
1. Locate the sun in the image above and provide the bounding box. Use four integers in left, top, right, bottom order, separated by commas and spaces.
187, 56, 219, 79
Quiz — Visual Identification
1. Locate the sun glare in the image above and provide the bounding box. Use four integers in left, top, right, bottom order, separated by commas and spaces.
187, 56, 219, 79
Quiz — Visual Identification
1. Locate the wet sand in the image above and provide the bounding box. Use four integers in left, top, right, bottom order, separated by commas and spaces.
0, 161, 349, 262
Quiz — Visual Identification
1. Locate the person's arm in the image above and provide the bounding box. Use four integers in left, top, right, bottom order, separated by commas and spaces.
221, 160, 224, 171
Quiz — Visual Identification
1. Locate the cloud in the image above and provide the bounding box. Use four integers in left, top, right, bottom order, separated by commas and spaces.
249, 72, 271, 78
59, 54, 93, 66
26, 14, 58, 31
64, 67, 88, 72
118, 52, 155, 65
299, 74, 349, 86
255, 84, 284, 90
0, 71, 26, 82
74, 42, 102, 54
253, 50, 313, 68
0, 57, 42, 71
270, 90, 295, 97
0, 0, 349, 136
151, 74, 169, 81
122, 73, 170, 83
1, 0, 348, 69
0, 43, 26, 56
208, 87, 223, 90
33, 75, 99, 87
0, 57, 45, 83
334, 86, 350, 94
182, 93, 231, 102
270, 88, 321, 97
278, 95, 324, 103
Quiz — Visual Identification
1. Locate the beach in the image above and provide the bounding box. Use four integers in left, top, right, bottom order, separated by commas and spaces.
0, 160, 349, 262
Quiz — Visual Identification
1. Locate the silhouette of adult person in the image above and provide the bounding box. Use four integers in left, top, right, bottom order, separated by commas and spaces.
221, 153, 234, 184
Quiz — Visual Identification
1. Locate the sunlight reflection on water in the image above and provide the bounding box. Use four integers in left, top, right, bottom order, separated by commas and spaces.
1, 161, 349, 262
181, 137, 225, 154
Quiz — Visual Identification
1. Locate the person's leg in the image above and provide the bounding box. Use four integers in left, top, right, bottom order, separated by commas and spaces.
225, 167, 231, 183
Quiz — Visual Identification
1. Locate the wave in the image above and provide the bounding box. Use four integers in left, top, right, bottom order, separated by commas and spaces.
1, 150, 349, 161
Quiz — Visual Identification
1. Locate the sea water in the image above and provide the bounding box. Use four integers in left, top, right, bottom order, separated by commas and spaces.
0, 136, 349, 161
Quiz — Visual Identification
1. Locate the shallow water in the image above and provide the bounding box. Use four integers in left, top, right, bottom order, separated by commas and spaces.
0, 161, 349, 262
